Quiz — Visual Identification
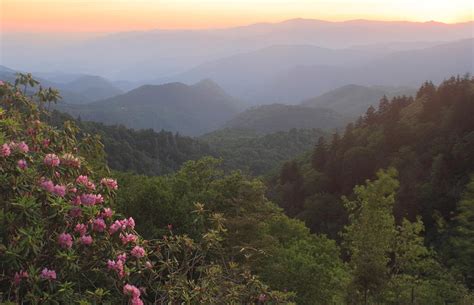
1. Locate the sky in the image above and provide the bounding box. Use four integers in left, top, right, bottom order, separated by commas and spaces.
2, 0, 473, 33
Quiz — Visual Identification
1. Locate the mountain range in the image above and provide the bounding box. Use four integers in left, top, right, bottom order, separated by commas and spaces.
56, 80, 240, 136
172, 38, 472, 104
3, 19, 472, 81
0, 66, 122, 103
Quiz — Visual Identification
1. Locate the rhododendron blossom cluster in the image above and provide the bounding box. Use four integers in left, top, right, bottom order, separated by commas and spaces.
43, 153, 60, 167
1, 143, 11, 157
40, 268, 57, 281
17, 159, 27, 169
131, 246, 146, 258
101, 178, 118, 190
80, 235, 93, 245
123, 284, 144, 305
58, 232, 73, 249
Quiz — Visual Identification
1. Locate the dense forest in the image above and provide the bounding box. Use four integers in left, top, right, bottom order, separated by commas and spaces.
50, 111, 213, 175
1, 74, 473, 304
272, 75, 474, 290
201, 128, 326, 175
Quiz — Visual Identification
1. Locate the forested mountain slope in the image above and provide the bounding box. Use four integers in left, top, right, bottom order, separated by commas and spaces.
200, 128, 326, 175
223, 104, 346, 133
301, 84, 416, 117
50, 111, 213, 176
271, 76, 474, 288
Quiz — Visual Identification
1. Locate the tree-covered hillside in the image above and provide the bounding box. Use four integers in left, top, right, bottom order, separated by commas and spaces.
50, 111, 323, 177
201, 128, 326, 176
223, 103, 345, 134
301, 84, 415, 118
271, 75, 474, 288
50, 111, 214, 176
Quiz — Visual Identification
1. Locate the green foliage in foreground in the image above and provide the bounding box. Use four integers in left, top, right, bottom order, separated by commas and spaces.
115, 158, 474, 304
114, 158, 349, 304
343, 169, 473, 304
444, 175, 474, 289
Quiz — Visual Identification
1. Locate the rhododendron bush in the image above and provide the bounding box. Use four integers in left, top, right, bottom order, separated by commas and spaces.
0, 76, 290, 304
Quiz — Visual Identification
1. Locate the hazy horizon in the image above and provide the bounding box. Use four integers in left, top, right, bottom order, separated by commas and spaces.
2, 17, 474, 37
2, 0, 473, 33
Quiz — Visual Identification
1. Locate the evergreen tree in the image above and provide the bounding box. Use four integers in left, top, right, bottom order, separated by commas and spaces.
311, 136, 327, 170
279, 161, 305, 216
343, 168, 399, 304
448, 175, 474, 288
364, 105, 377, 124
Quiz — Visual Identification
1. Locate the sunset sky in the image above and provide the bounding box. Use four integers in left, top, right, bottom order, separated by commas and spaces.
2, 0, 473, 33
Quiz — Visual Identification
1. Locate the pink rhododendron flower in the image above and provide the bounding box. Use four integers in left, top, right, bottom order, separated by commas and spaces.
102, 207, 114, 218
40, 268, 56, 280
93, 218, 106, 232
44, 153, 60, 167
61, 153, 81, 168
0, 80, 4, 86
13, 271, 28, 286
94, 194, 104, 204
71, 196, 81, 206
109, 221, 121, 234
80, 235, 93, 245
17, 159, 27, 169
123, 284, 141, 297
53, 184, 66, 197
76, 175, 89, 184
131, 246, 145, 258
101, 178, 118, 190
1, 143, 11, 157
109, 218, 134, 234
120, 233, 138, 245
17, 141, 29, 153
131, 297, 144, 305
107, 259, 125, 278
40, 178, 55, 193
69, 207, 82, 218
117, 253, 127, 262
42, 139, 50, 148
74, 223, 87, 236
76, 175, 96, 190
127, 217, 136, 229
58, 233, 73, 249
80, 193, 101, 206
123, 284, 143, 305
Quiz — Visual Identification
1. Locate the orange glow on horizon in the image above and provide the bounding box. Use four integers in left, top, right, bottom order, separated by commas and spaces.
2, 0, 473, 33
